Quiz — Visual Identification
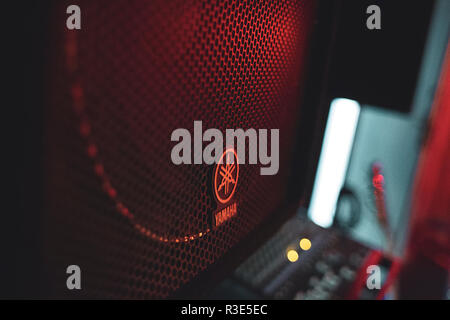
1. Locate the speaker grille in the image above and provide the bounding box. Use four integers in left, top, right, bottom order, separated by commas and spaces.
44, 0, 316, 298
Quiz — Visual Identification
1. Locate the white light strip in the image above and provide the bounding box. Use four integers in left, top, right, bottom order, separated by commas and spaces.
308, 98, 361, 228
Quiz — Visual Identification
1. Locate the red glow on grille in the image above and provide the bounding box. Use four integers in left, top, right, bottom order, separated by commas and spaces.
46, 0, 317, 298
65, 31, 213, 244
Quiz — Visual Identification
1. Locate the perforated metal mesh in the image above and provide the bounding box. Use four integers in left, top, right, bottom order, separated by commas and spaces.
44, 0, 316, 298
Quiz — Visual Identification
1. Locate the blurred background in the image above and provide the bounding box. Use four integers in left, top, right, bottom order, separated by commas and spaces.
209, 0, 450, 300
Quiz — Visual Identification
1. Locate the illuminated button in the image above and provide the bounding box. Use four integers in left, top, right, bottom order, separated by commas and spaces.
286, 249, 299, 263
299, 238, 312, 251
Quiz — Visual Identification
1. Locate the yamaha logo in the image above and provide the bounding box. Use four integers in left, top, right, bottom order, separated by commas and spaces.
213, 148, 239, 227
214, 148, 239, 204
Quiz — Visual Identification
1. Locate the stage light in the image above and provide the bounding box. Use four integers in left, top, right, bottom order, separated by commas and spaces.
308, 98, 361, 228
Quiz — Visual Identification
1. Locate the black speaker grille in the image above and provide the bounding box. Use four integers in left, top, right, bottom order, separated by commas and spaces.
44, 0, 316, 298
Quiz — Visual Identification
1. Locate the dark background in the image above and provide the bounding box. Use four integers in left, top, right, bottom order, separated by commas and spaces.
328, 0, 434, 112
